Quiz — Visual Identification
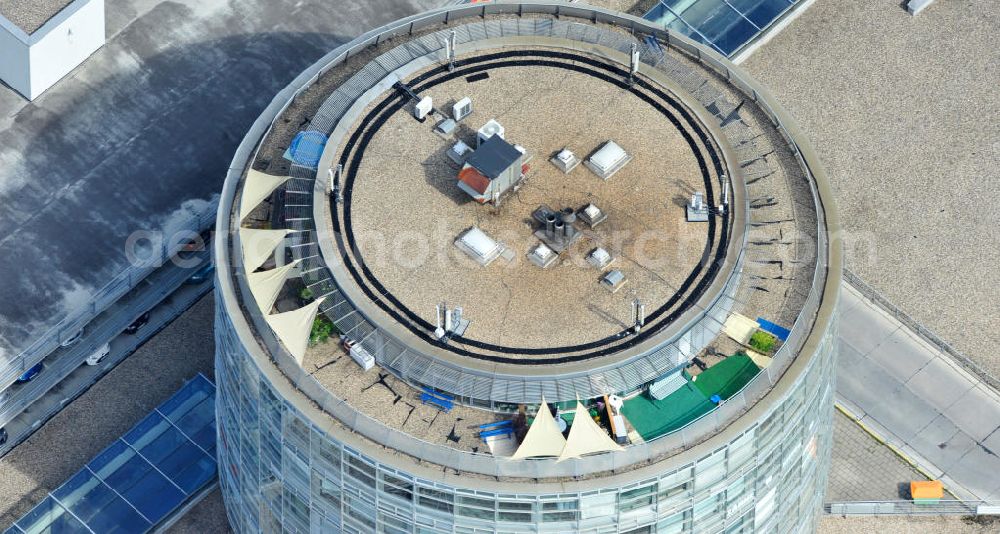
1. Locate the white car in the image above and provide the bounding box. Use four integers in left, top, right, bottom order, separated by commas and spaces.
85, 343, 111, 366
60, 329, 83, 347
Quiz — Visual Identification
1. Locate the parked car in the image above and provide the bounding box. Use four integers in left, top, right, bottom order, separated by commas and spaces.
0, 428, 7, 446
16, 362, 44, 383
185, 262, 215, 285
177, 230, 212, 257
124, 312, 151, 335
85, 343, 111, 366
60, 329, 83, 348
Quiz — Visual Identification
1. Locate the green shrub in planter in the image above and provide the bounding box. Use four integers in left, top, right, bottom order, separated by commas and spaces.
310, 315, 335, 345
748, 330, 778, 353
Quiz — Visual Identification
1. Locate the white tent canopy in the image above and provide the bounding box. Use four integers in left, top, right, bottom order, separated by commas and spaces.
240, 169, 290, 221
247, 260, 300, 314
266, 297, 325, 365
558, 402, 624, 461
511, 398, 567, 460
240, 228, 293, 273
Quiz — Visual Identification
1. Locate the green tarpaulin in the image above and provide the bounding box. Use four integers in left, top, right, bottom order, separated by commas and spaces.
692, 353, 761, 400
622, 383, 715, 441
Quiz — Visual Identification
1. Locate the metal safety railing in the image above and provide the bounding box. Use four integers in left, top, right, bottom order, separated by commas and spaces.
826, 500, 1000, 516
843, 269, 1000, 394
218, 1, 839, 479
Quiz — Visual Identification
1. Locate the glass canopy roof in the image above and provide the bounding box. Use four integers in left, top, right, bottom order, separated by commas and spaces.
7, 374, 217, 534
644, 0, 803, 57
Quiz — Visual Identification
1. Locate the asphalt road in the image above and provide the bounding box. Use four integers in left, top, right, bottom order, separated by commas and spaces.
0, 0, 438, 369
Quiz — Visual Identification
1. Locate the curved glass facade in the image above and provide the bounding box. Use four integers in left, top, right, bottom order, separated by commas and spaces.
215, 296, 837, 534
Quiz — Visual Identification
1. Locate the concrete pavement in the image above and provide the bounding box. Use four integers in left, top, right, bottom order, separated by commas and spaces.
837, 283, 1000, 501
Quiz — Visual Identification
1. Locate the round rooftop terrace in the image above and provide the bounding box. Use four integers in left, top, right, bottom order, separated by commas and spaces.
217, 2, 839, 478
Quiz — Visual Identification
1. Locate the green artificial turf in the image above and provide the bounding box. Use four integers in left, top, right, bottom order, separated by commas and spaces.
692, 353, 761, 400
621, 383, 715, 441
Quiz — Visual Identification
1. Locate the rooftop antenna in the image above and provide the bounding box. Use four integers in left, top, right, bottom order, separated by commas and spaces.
434, 303, 446, 339
718, 174, 728, 215
446, 30, 457, 72
632, 298, 645, 333
330, 164, 344, 204
629, 43, 640, 84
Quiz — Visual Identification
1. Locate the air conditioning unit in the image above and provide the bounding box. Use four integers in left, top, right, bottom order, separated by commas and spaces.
453, 97, 473, 121
414, 96, 433, 120
477, 119, 505, 146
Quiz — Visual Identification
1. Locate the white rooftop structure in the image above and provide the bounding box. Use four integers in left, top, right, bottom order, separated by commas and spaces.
587, 247, 613, 269
454, 227, 504, 266
477, 119, 505, 146
585, 140, 632, 180
527, 242, 557, 268
0, 0, 106, 100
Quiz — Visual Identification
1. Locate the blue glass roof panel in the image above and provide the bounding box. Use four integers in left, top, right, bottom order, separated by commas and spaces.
158, 374, 214, 423
645, 0, 803, 57
14, 496, 90, 534
727, 0, 796, 29
170, 396, 215, 443
14, 375, 216, 534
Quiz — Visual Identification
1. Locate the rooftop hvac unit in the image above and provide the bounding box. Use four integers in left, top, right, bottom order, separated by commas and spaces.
527, 242, 557, 268
601, 270, 627, 293
414, 96, 433, 120
587, 247, 613, 269
550, 148, 580, 174
687, 191, 710, 222
341, 337, 375, 371
453, 97, 473, 121
579, 203, 607, 228
477, 119, 505, 147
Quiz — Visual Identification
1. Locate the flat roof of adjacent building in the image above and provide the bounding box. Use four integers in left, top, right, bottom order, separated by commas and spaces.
0, 0, 75, 34
0, 0, 431, 375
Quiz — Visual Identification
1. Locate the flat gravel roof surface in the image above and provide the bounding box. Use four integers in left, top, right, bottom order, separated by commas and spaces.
0, 0, 73, 34
744, 0, 1000, 375
347, 64, 714, 350
0, 0, 438, 366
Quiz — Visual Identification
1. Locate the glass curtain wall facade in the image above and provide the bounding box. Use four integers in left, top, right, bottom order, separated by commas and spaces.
215, 296, 837, 534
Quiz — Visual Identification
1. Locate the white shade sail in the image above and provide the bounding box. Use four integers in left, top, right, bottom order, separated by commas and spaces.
511, 398, 567, 460
240, 169, 290, 221
266, 297, 325, 365
558, 402, 624, 461
247, 260, 300, 314
240, 228, 293, 272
